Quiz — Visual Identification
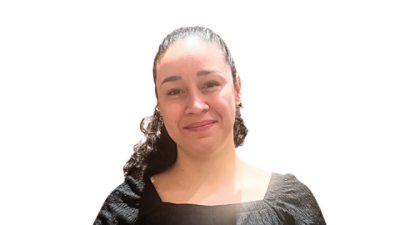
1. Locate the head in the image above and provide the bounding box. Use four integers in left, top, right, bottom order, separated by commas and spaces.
153, 26, 247, 154
123, 26, 247, 177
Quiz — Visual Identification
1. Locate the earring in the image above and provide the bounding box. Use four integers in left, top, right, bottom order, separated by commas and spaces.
154, 106, 163, 122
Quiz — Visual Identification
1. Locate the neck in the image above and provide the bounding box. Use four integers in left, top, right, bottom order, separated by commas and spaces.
150, 142, 271, 205
170, 143, 240, 186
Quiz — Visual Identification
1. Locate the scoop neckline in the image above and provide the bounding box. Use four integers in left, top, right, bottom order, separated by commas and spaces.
146, 172, 278, 210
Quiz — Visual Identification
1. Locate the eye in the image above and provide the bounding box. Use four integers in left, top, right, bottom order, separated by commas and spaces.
167, 88, 184, 96
203, 80, 220, 89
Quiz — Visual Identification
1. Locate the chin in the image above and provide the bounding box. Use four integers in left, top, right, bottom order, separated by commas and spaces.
181, 137, 228, 156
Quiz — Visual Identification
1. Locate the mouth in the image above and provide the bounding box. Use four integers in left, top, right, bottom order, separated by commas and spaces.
184, 120, 217, 131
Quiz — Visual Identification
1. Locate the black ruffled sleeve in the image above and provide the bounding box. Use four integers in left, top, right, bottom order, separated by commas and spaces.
93, 176, 144, 225
267, 174, 326, 225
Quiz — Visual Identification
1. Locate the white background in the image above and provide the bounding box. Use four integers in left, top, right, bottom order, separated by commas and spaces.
1, 1, 399, 224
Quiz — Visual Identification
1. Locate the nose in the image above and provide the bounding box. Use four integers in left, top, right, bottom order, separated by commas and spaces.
185, 91, 209, 114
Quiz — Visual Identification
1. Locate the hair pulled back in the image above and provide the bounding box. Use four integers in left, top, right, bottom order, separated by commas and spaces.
123, 26, 248, 179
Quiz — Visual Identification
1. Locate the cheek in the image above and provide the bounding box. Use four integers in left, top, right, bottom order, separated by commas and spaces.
159, 105, 183, 143
220, 87, 237, 107
213, 92, 236, 117
160, 104, 182, 126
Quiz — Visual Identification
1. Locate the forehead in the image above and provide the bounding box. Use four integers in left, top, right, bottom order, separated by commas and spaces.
156, 37, 228, 74
162, 36, 223, 56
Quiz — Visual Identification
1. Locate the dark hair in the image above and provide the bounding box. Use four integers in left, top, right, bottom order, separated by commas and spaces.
123, 26, 248, 179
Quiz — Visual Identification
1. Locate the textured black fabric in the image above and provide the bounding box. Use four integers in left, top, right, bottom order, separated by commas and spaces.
94, 173, 325, 225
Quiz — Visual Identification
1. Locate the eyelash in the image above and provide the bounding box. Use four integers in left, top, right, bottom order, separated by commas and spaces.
203, 81, 220, 89
165, 81, 221, 96
167, 88, 183, 96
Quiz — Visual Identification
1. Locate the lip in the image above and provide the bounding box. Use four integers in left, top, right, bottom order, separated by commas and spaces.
184, 120, 217, 131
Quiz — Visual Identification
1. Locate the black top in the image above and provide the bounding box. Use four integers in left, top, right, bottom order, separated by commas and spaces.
94, 173, 325, 225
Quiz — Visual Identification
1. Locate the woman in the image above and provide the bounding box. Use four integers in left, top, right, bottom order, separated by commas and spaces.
94, 26, 325, 225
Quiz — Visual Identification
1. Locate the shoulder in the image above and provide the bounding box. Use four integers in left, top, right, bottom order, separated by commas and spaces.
267, 173, 310, 195
93, 175, 145, 225
265, 173, 326, 225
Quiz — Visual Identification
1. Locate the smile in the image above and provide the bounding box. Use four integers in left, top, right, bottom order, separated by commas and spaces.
184, 120, 217, 131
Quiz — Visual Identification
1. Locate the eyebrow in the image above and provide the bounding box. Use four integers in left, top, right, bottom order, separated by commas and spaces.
160, 70, 218, 85
197, 70, 216, 76
161, 75, 181, 85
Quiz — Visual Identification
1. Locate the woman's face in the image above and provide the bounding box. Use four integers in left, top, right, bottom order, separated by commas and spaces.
155, 37, 241, 155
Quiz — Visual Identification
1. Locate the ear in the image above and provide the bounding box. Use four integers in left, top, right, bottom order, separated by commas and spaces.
156, 102, 161, 112
234, 75, 242, 105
